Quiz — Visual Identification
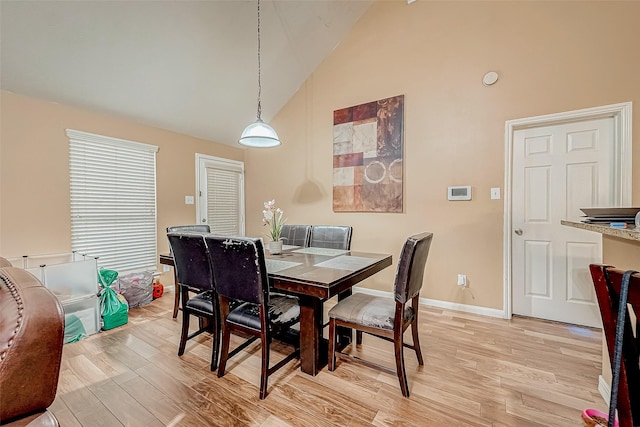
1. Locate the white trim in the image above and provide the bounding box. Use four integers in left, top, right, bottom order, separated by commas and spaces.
598, 375, 611, 404
353, 287, 505, 318
66, 129, 158, 152
503, 102, 633, 320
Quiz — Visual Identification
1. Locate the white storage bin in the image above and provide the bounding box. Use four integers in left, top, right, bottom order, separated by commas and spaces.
6, 251, 89, 269
5, 252, 98, 303
63, 295, 101, 338
4, 252, 101, 340
27, 258, 99, 302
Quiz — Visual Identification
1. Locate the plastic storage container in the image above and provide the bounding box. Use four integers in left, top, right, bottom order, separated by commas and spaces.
6, 252, 101, 339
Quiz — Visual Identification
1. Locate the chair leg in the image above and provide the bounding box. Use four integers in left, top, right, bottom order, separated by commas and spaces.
172, 270, 180, 318
328, 318, 337, 371
356, 330, 363, 346
411, 298, 424, 365
259, 311, 270, 400
394, 332, 410, 397
178, 308, 190, 356
411, 319, 424, 365
210, 310, 221, 372
217, 323, 231, 378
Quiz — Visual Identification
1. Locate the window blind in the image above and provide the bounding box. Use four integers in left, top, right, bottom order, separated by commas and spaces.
206, 164, 243, 235
68, 129, 159, 273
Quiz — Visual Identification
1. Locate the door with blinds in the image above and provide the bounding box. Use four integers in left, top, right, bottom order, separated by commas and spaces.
196, 154, 245, 236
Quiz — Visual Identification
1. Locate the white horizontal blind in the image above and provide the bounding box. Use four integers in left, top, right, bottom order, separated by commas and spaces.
206, 165, 242, 235
68, 129, 158, 273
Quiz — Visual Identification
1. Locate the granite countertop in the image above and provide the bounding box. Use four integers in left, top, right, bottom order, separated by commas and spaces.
561, 220, 640, 242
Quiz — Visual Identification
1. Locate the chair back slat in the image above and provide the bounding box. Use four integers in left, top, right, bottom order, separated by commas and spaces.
394, 232, 433, 303
280, 225, 311, 247
589, 264, 640, 427
205, 236, 268, 305
167, 232, 213, 292
309, 225, 352, 250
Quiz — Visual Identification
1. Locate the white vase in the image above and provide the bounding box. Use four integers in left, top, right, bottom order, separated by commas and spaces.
268, 240, 283, 255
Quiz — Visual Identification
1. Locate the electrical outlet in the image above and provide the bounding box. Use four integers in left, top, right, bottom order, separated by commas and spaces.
457, 274, 467, 286
162, 265, 171, 272
185, 195, 195, 205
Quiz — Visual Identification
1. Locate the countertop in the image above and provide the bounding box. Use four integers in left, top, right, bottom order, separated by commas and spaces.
561, 220, 640, 242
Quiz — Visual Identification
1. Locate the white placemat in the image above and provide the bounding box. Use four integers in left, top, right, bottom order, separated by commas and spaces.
282, 244, 300, 251
265, 259, 302, 274
292, 247, 349, 256
313, 256, 375, 271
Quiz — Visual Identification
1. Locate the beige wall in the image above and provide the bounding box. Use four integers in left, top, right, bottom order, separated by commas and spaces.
244, 1, 640, 309
2, 1, 639, 313
0, 90, 243, 270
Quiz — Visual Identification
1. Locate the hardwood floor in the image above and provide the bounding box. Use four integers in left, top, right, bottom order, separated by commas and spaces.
51, 290, 607, 426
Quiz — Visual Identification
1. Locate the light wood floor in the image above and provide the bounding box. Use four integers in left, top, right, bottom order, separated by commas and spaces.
51, 289, 607, 426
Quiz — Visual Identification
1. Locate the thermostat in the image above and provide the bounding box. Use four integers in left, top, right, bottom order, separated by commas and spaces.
448, 186, 472, 201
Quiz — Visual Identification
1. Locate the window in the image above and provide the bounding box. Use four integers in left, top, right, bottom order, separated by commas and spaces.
196, 154, 245, 236
67, 129, 158, 273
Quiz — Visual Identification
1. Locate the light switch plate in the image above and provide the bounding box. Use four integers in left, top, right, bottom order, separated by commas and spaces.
490, 188, 501, 200
185, 195, 194, 205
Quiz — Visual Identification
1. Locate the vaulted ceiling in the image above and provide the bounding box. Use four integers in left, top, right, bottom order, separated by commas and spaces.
1, 1, 372, 146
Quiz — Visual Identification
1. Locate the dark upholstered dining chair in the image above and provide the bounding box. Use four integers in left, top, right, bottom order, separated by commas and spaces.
308, 225, 353, 250
205, 236, 300, 399
166, 225, 211, 318
589, 265, 640, 427
167, 232, 220, 372
279, 224, 312, 247
328, 232, 433, 397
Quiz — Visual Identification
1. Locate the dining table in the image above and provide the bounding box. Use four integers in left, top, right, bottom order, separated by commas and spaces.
159, 244, 392, 376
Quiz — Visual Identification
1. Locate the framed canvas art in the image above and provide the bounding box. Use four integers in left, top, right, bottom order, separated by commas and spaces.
333, 95, 404, 212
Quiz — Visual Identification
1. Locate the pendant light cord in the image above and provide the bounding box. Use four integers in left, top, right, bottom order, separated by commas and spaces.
256, 0, 262, 121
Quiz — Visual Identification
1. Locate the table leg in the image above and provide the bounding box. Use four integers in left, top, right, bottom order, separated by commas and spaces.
298, 295, 325, 375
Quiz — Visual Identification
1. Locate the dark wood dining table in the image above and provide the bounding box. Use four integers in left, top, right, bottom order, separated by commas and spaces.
159, 245, 392, 376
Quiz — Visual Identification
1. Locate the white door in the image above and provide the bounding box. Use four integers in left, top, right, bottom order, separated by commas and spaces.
196, 154, 245, 236
512, 117, 614, 327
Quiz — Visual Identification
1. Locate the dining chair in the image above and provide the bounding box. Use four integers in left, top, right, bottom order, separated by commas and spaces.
166, 225, 211, 318
279, 224, 312, 247
166, 232, 220, 372
205, 236, 300, 399
589, 264, 639, 427
309, 225, 353, 250
328, 232, 433, 397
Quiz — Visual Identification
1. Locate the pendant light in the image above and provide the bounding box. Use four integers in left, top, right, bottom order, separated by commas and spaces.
239, 0, 281, 148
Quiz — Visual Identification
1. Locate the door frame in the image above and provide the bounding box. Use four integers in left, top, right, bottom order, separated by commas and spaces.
195, 153, 245, 234
503, 102, 632, 319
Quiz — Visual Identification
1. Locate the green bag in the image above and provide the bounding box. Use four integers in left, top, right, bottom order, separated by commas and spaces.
98, 268, 129, 330
64, 313, 87, 344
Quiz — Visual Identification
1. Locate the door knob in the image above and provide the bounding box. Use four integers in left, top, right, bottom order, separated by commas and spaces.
514, 228, 523, 236
202, 218, 207, 223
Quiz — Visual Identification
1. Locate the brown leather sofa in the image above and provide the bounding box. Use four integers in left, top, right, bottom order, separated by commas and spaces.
0, 257, 64, 426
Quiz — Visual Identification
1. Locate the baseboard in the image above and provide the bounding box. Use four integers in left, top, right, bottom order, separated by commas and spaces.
353, 287, 505, 319
598, 375, 611, 404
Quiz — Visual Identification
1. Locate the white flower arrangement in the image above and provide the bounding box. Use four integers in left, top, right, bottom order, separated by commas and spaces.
262, 199, 286, 242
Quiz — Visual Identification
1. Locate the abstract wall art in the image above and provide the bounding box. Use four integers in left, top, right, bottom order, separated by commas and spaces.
332, 95, 404, 212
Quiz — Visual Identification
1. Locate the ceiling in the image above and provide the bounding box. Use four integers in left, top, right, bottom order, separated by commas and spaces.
0, 1, 373, 147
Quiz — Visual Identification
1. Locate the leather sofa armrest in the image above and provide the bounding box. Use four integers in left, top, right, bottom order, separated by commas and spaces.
0, 267, 64, 423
